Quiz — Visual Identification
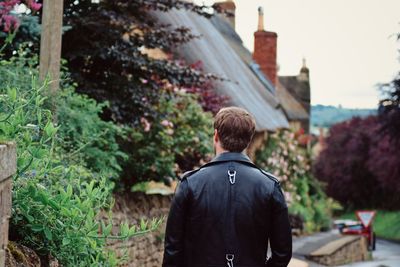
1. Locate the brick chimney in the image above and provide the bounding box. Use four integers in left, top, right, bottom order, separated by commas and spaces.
252, 7, 278, 86
214, 0, 236, 29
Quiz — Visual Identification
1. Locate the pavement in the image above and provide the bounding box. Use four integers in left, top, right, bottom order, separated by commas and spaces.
290, 230, 400, 267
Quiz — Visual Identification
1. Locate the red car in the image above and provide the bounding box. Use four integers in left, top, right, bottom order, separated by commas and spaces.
339, 222, 376, 250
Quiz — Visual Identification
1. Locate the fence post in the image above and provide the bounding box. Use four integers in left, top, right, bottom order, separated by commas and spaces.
0, 142, 16, 267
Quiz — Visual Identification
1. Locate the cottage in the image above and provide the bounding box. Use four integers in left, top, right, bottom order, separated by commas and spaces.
154, 0, 312, 157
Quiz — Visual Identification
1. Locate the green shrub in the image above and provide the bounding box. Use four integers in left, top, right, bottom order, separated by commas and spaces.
0, 49, 127, 181
0, 54, 160, 266
122, 91, 214, 187
56, 85, 128, 180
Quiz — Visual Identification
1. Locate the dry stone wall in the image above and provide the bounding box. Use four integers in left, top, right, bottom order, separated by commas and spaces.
0, 143, 16, 267
307, 235, 370, 266
109, 193, 172, 267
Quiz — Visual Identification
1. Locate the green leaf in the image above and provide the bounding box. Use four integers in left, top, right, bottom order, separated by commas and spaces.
30, 224, 43, 232
120, 222, 129, 237
44, 228, 53, 240
66, 184, 73, 198
62, 237, 71, 246
44, 121, 57, 137
25, 214, 35, 223
7, 87, 17, 102
140, 219, 148, 231
128, 225, 137, 236
104, 224, 112, 236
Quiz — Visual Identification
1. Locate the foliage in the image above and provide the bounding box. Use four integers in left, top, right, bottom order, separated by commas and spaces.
184, 61, 229, 114
56, 85, 129, 180
379, 73, 400, 141
340, 210, 400, 241
0, 15, 41, 58
0, 0, 41, 32
255, 130, 334, 232
0, 49, 128, 180
60, 0, 226, 185
314, 116, 400, 210
62, 0, 224, 127
122, 90, 214, 187
0, 54, 160, 265
311, 104, 376, 128
0, 0, 41, 58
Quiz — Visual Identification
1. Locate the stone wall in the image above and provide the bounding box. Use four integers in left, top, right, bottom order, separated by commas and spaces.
307, 235, 370, 266
108, 193, 172, 267
0, 143, 16, 267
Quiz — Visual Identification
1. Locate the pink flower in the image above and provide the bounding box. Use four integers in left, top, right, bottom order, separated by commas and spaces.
161, 119, 169, 127
0, 0, 40, 32
160, 119, 173, 128
2, 15, 19, 32
140, 117, 151, 132
26, 0, 42, 11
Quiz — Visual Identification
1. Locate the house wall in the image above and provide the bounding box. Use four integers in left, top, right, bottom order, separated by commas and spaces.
289, 121, 302, 132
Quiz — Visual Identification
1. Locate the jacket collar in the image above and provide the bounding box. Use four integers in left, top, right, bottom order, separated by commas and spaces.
210, 152, 253, 165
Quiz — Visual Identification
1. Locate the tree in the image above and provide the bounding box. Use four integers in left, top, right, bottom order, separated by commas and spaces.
62, 0, 225, 125
313, 115, 400, 209
378, 74, 400, 141
61, 0, 228, 185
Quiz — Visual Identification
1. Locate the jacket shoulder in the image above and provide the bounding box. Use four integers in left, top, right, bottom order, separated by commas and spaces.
259, 169, 281, 184
178, 168, 201, 181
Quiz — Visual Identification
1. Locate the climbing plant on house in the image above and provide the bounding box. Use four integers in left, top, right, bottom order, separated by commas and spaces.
255, 130, 334, 232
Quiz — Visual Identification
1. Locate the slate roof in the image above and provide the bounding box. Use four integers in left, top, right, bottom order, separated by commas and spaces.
276, 81, 309, 120
279, 76, 311, 113
211, 14, 309, 122
210, 15, 275, 94
154, 9, 289, 131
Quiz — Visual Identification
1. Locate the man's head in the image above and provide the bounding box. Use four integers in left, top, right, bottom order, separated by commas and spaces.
213, 107, 256, 153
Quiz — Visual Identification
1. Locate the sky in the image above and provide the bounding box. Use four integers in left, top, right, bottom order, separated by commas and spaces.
196, 0, 400, 108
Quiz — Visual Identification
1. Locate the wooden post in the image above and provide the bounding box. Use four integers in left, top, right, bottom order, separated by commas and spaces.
0, 143, 16, 267
39, 0, 64, 101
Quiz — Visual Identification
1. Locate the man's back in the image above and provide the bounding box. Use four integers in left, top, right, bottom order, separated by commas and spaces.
163, 152, 292, 267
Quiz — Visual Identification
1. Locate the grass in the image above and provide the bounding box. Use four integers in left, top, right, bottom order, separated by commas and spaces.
339, 210, 400, 241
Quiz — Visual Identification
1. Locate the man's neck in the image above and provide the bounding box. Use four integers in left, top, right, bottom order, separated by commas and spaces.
215, 146, 228, 156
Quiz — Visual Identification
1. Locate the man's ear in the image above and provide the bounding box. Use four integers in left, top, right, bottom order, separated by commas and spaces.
214, 129, 219, 143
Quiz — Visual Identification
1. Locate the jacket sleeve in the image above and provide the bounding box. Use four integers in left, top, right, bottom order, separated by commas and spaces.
267, 182, 292, 267
162, 178, 190, 267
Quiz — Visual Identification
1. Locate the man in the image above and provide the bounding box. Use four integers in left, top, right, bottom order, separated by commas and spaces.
162, 107, 292, 267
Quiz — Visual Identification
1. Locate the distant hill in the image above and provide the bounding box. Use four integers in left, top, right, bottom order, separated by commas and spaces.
311, 104, 376, 128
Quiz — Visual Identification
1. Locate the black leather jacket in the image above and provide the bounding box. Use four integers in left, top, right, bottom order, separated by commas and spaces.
162, 152, 292, 267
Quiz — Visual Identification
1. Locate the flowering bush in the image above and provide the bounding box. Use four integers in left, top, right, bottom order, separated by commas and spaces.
0, 0, 41, 32
121, 90, 214, 187
256, 130, 334, 232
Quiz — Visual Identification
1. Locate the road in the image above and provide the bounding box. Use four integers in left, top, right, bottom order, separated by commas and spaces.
338, 239, 400, 267
292, 231, 400, 267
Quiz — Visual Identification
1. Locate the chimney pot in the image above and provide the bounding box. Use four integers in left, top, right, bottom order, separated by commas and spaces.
253, 7, 278, 86
214, 1, 236, 29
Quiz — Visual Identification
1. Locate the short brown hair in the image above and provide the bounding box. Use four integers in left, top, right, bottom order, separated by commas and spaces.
214, 107, 256, 152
